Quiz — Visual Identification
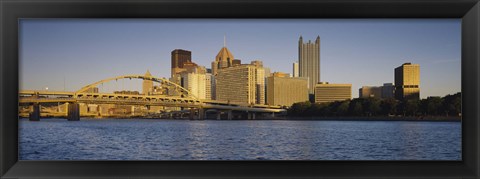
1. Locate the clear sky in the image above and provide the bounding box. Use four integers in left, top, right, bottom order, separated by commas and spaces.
19, 19, 461, 98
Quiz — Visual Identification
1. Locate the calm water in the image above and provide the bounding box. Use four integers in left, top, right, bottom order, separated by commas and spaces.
19, 118, 461, 160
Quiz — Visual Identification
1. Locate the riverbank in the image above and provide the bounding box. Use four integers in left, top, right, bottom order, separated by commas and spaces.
272, 116, 461, 122
19, 115, 461, 122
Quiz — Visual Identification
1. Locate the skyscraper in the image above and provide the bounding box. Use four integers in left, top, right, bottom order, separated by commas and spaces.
171, 49, 192, 76
142, 70, 153, 95
299, 36, 320, 94
216, 64, 265, 104
395, 63, 420, 100
211, 38, 234, 76
293, 61, 299, 77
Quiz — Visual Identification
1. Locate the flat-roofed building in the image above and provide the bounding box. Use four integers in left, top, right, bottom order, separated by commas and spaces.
267, 76, 308, 106
381, 83, 395, 99
293, 61, 299, 77
359, 83, 396, 99
395, 63, 420, 100
359, 86, 382, 98
216, 65, 264, 104
315, 82, 352, 103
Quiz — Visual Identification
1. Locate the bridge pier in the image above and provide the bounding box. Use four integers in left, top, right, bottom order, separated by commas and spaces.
67, 102, 80, 121
29, 103, 40, 121
216, 112, 221, 120
189, 108, 195, 120
227, 110, 233, 120
198, 108, 205, 120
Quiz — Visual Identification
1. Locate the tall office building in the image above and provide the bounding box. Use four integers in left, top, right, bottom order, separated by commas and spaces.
142, 70, 153, 95
293, 61, 299, 77
267, 76, 308, 106
314, 82, 351, 103
171, 49, 192, 76
299, 36, 320, 94
216, 64, 264, 104
181, 72, 207, 100
212, 39, 234, 76
394, 63, 420, 100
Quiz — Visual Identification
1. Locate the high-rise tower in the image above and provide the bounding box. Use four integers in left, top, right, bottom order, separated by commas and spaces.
299, 36, 320, 94
171, 49, 192, 76
212, 36, 235, 76
394, 63, 420, 100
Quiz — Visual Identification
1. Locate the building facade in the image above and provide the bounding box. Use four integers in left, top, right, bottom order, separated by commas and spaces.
171, 49, 192, 76
142, 70, 153, 95
293, 61, 299, 77
266, 76, 308, 106
314, 82, 351, 103
216, 65, 264, 104
381, 83, 395, 99
359, 86, 382, 98
394, 63, 420, 100
181, 72, 207, 99
359, 83, 395, 99
211, 46, 234, 76
299, 36, 320, 94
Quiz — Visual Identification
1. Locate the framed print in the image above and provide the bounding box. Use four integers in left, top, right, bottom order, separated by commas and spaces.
1, 0, 479, 178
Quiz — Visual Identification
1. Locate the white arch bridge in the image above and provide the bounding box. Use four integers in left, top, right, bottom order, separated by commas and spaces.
19, 74, 286, 121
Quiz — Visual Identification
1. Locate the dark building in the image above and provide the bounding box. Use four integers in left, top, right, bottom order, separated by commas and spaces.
171, 49, 192, 76
232, 59, 242, 66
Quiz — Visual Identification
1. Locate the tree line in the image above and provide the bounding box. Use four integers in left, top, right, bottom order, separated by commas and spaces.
287, 92, 461, 117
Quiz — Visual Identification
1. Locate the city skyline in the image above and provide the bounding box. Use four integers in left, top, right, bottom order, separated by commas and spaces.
19, 19, 461, 98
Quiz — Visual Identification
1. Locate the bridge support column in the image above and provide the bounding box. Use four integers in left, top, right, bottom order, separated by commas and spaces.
189, 108, 195, 120
67, 102, 80, 121
227, 110, 233, 120
198, 108, 205, 120
29, 103, 40, 121
216, 112, 221, 120
252, 113, 256, 120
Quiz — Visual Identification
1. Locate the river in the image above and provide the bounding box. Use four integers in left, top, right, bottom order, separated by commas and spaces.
19, 118, 461, 160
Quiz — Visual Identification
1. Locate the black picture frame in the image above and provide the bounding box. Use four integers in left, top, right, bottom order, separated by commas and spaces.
1, 0, 479, 178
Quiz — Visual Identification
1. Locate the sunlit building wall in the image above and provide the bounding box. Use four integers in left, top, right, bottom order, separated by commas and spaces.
266, 76, 308, 106
395, 63, 420, 100
142, 70, 153, 95
299, 36, 320, 94
216, 65, 258, 104
315, 82, 352, 103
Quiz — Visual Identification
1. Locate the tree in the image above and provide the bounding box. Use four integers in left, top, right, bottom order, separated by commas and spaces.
348, 98, 364, 116
420, 97, 443, 116
380, 98, 397, 116
335, 100, 350, 116
362, 97, 381, 116
288, 101, 311, 116
442, 92, 461, 116
405, 99, 420, 116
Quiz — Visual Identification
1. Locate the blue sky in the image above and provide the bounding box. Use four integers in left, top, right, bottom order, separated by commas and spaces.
19, 19, 461, 98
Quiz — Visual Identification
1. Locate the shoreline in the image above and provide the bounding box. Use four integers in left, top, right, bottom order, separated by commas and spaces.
20, 116, 462, 122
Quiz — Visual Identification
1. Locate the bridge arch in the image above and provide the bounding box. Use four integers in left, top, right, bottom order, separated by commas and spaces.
76, 75, 197, 100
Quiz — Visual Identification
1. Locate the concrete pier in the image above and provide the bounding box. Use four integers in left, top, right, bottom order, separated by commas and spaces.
67, 102, 80, 121
29, 103, 40, 121
227, 110, 233, 120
